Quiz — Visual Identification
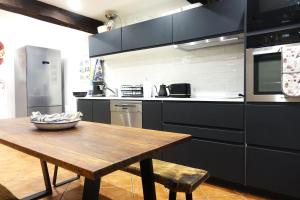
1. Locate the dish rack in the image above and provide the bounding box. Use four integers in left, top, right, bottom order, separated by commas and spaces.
121, 85, 143, 97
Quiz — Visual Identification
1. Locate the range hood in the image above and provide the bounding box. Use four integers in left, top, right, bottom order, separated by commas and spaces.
175, 33, 244, 51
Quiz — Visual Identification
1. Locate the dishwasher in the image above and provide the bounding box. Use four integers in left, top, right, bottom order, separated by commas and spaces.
110, 100, 142, 128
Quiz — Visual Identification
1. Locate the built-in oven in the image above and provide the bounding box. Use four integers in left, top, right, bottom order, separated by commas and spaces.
247, 0, 300, 32
246, 29, 300, 102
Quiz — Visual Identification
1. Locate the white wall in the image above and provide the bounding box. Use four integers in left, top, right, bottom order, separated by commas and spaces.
0, 9, 91, 119
103, 43, 244, 98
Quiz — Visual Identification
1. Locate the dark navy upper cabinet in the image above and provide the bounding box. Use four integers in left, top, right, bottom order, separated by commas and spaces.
122, 16, 173, 51
89, 28, 122, 57
173, 0, 245, 43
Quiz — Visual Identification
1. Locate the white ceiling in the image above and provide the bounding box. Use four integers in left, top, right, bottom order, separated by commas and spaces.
37, 0, 192, 22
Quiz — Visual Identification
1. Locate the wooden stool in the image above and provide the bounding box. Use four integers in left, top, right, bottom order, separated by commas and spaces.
0, 184, 19, 200
124, 159, 209, 200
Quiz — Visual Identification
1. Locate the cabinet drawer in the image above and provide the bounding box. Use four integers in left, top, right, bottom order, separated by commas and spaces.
122, 16, 172, 51
163, 138, 244, 184
77, 99, 93, 122
246, 104, 300, 150
247, 146, 300, 198
89, 28, 122, 57
163, 102, 244, 129
163, 123, 244, 143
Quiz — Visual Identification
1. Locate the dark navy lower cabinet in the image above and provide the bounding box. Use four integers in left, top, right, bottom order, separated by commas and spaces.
173, 0, 245, 43
89, 28, 122, 57
246, 146, 300, 198
77, 99, 110, 124
122, 15, 173, 51
92, 100, 110, 124
77, 99, 93, 122
142, 101, 162, 131
246, 104, 300, 151
162, 137, 245, 184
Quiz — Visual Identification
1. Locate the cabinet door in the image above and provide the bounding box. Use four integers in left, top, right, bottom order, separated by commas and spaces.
92, 100, 111, 124
142, 101, 162, 130
163, 102, 244, 130
163, 138, 245, 184
122, 16, 172, 51
247, 146, 300, 198
246, 104, 300, 151
77, 99, 93, 122
89, 28, 122, 57
173, 0, 245, 43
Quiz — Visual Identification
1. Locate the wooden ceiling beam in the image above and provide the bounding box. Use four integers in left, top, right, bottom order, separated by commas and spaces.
0, 0, 104, 34
187, 0, 219, 5
187, 0, 209, 5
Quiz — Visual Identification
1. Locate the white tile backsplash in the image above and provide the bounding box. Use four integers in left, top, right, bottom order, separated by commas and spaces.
102, 43, 244, 98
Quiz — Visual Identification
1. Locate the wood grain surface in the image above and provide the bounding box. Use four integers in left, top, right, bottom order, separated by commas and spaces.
0, 118, 191, 180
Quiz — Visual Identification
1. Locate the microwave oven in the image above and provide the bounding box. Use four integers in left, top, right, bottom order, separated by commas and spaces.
247, 0, 300, 32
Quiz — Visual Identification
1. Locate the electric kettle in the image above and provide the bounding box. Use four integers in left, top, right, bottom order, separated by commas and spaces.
158, 84, 168, 97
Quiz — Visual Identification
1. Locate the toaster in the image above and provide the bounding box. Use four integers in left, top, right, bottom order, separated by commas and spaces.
168, 83, 191, 98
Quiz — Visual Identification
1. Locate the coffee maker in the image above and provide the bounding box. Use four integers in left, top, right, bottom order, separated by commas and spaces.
92, 81, 105, 97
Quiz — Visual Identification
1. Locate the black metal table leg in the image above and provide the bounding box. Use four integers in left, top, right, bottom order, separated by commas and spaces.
140, 159, 156, 200
22, 160, 52, 200
82, 178, 101, 200
169, 191, 177, 200
52, 165, 80, 187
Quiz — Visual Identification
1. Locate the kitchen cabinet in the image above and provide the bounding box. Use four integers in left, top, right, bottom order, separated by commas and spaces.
172, 0, 245, 43
77, 99, 93, 122
122, 16, 173, 51
92, 100, 111, 124
246, 146, 300, 199
89, 28, 122, 57
77, 99, 110, 124
246, 104, 300, 151
142, 101, 162, 130
162, 138, 245, 184
163, 102, 244, 130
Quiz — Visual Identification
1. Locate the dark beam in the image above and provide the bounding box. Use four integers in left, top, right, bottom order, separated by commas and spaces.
187, 0, 209, 5
0, 0, 104, 34
187, 0, 219, 5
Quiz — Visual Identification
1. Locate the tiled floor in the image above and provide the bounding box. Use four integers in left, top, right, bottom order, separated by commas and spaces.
0, 144, 268, 200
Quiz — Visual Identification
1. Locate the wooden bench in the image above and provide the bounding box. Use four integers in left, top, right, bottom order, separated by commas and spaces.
0, 184, 19, 200
124, 159, 209, 200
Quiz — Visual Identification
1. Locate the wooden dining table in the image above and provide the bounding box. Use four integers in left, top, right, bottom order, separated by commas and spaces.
0, 118, 191, 200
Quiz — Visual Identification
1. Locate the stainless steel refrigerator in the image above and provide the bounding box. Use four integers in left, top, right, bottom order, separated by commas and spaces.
15, 46, 63, 117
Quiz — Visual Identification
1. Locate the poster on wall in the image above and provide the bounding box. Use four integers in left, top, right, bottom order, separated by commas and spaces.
79, 58, 91, 81
0, 41, 5, 90
0, 41, 4, 65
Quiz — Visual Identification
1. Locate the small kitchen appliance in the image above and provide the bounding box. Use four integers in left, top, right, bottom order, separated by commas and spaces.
121, 85, 143, 97
168, 83, 191, 98
92, 81, 105, 97
158, 84, 168, 97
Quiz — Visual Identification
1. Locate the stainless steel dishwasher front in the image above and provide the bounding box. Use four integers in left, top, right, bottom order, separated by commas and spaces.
110, 100, 142, 128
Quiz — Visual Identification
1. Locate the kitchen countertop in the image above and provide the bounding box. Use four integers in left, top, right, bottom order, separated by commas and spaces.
77, 96, 244, 102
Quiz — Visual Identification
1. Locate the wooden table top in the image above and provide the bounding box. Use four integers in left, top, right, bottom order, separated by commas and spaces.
0, 118, 191, 180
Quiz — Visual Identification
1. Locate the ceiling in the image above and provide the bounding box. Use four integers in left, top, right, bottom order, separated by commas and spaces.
37, 0, 193, 22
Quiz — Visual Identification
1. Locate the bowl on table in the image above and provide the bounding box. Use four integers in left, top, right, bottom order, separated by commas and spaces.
31, 112, 82, 131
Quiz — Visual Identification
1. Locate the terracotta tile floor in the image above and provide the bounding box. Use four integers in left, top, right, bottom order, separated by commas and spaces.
0, 144, 269, 200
